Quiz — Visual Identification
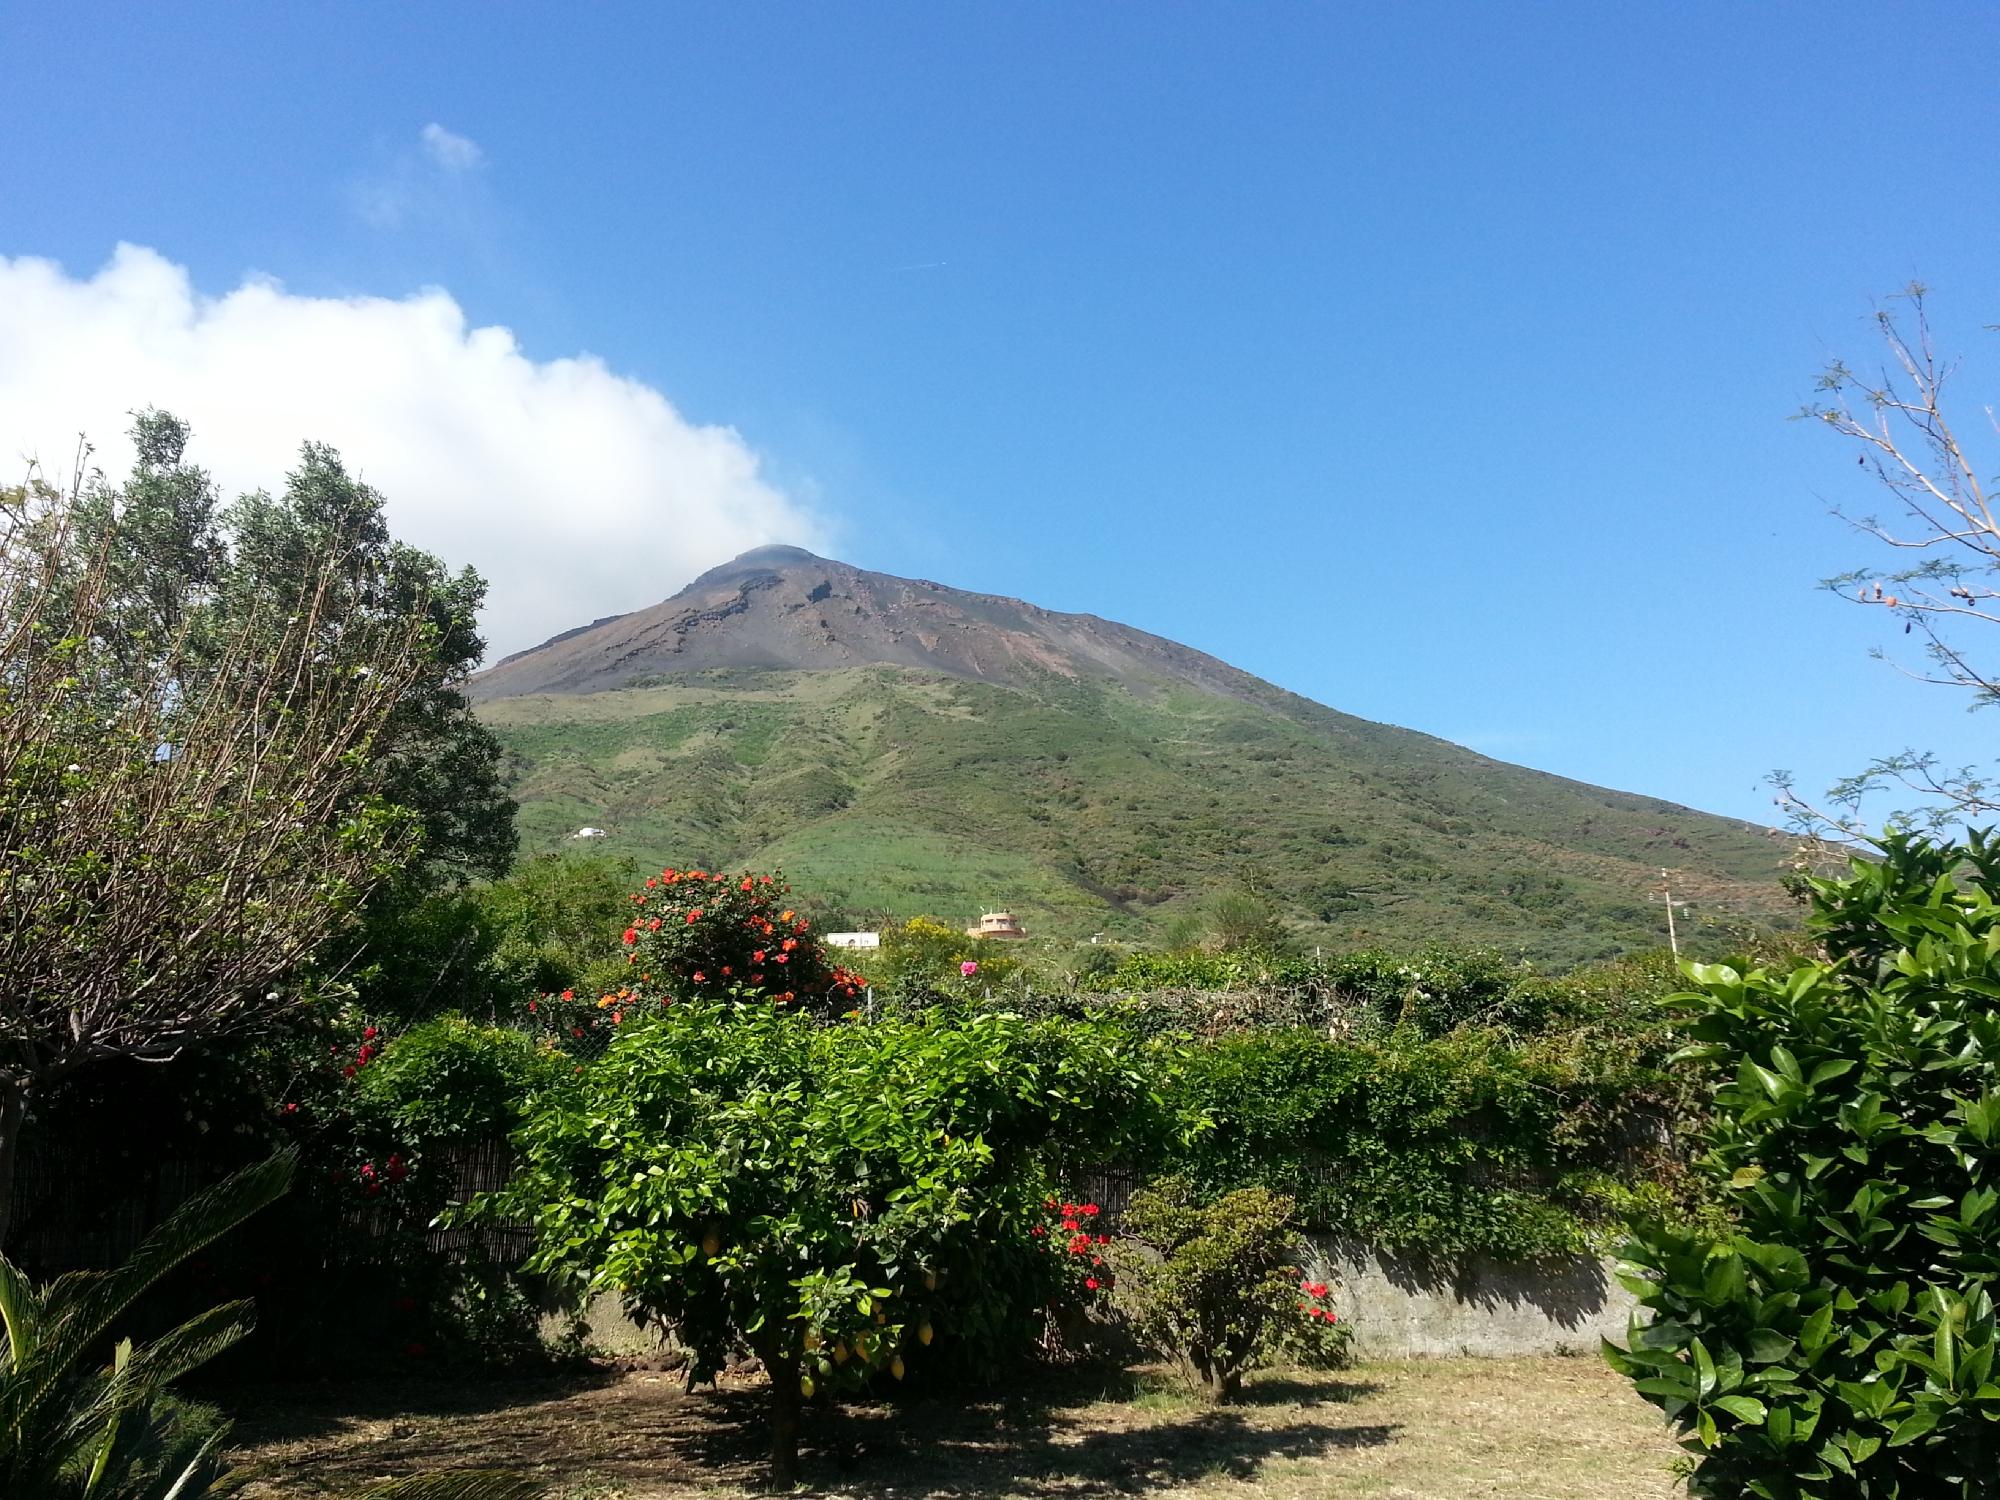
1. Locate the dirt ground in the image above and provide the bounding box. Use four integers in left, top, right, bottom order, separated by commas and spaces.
226, 1356, 1684, 1500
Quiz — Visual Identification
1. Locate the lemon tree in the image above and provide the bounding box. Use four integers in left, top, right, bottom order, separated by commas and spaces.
498, 996, 1161, 1485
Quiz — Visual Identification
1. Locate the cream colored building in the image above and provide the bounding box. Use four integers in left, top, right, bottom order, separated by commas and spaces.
966, 911, 1027, 940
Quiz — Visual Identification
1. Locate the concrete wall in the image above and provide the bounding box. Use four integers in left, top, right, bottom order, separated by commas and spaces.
552, 1241, 1636, 1363
1310, 1236, 1635, 1358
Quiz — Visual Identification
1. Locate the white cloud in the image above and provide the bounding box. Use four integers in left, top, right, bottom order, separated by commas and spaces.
0, 245, 829, 660
419, 123, 484, 173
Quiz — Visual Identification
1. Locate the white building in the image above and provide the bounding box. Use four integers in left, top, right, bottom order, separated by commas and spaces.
826, 932, 881, 950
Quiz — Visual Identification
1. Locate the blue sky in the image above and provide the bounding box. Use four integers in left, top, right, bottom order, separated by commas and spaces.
4, 0, 1998, 827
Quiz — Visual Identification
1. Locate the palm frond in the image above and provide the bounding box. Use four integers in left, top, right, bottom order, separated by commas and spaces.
56, 1153, 294, 1361
0, 1250, 45, 1368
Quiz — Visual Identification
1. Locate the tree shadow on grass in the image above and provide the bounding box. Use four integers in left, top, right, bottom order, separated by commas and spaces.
229, 1365, 1397, 1498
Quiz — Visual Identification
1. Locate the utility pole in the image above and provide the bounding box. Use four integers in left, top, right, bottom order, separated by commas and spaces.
1661, 869, 1680, 961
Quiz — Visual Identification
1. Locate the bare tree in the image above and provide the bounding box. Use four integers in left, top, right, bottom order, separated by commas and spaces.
0, 461, 434, 1243
1778, 286, 2000, 834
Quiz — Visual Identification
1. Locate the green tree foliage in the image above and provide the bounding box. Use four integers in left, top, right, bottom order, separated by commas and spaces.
494, 1000, 1164, 1484
1607, 833, 2000, 1495
345, 852, 637, 1025
40, 412, 515, 883
1110, 1181, 1344, 1400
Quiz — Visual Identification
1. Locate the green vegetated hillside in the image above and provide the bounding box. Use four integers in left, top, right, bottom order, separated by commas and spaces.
481, 655, 1794, 967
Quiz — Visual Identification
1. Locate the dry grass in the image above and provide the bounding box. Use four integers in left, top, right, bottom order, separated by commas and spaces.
226, 1355, 1682, 1499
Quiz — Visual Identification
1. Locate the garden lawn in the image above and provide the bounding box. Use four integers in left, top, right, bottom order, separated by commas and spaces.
226, 1355, 1679, 1499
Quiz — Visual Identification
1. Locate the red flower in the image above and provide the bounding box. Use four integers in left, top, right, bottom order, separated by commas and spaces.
561, 989, 574, 1001
1085, 1277, 1100, 1290
363, 1025, 379, 1040
754, 950, 766, 963
692, 972, 707, 983
1083, 1204, 1100, 1217
283, 1102, 299, 1115
342, 1065, 357, 1079
687, 909, 703, 923
623, 927, 638, 945
740, 878, 753, 891
528, 999, 538, 1013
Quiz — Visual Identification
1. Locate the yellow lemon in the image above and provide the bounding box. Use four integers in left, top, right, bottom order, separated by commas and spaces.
918, 1322, 934, 1346
890, 1355, 906, 1380
800, 1375, 816, 1398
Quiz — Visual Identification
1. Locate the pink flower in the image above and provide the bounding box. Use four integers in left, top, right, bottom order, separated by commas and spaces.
961, 960, 979, 977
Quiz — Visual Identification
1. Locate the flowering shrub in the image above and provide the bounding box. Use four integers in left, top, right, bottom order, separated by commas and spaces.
617, 867, 865, 1014
1109, 1180, 1343, 1399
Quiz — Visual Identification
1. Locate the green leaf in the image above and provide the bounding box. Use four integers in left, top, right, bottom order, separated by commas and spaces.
1712, 1395, 1767, 1425
1886, 1408, 1940, 1446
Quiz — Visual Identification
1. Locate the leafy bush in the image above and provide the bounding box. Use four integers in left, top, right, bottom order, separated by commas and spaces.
493, 998, 1170, 1484
1607, 833, 2000, 1496
355, 1014, 559, 1145
873, 916, 1024, 991
1109, 1181, 1343, 1399
1164, 1025, 1681, 1257
1084, 947, 1278, 995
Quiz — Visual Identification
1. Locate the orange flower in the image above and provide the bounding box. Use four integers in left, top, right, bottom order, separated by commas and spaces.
781, 910, 794, 923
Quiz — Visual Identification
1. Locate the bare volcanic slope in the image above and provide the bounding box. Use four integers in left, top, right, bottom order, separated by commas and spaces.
473, 547, 1793, 963
473, 545, 1278, 704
